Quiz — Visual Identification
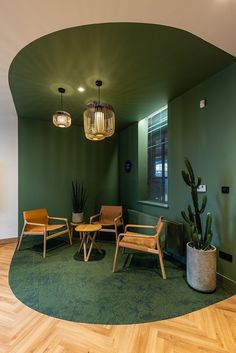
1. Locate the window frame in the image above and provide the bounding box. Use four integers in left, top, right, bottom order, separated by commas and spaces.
138, 105, 168, 208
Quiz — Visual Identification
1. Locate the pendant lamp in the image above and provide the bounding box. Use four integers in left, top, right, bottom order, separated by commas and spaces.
83, 80, 115, 141
53, 87, 71, 128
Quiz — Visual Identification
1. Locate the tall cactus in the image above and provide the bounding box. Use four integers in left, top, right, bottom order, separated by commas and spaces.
181, 158, 212, 250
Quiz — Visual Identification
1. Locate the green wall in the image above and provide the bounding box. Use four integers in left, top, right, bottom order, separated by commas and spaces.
18, 62, 236, 282
19, 119, 119, 229
119, 62, 236, 282
119, 123, 139, 221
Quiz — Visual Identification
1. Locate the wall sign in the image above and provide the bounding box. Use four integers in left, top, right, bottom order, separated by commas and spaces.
124, 160, 132, 173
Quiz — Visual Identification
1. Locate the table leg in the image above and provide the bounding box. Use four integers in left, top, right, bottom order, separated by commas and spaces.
78, 232, 85, 252
77, 231, 88, 262
83, 232, 87, 261
85, 231, 103, 261
87, 232, 102, 254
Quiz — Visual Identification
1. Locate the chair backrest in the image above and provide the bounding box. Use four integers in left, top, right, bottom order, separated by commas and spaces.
23, 208, 48, 225
100, 205, 122, 223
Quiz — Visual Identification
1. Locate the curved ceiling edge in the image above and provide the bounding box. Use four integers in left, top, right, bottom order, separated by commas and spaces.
3, 1, 236, 125
8, 23, 235, 129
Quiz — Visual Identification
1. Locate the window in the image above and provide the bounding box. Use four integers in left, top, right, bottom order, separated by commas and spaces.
147, 106, 168, 204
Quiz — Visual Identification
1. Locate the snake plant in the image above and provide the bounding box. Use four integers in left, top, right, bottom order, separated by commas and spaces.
71, 180, 87, 213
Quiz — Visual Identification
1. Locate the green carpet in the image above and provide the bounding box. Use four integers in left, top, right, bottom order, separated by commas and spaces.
9, 236, 233, 325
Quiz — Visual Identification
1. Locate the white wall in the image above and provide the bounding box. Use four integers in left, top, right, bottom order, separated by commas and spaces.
1, 0, 235, 239
0, 108, 18, 238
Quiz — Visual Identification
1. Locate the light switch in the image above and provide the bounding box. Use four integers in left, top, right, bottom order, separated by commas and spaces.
197, 184, 207, 192
200, 99, 206, 109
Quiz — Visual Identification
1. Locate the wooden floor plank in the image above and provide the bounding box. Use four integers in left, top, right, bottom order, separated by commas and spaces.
1, 241, 236, 353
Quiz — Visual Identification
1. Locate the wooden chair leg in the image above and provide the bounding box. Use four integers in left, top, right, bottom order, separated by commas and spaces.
122, 253, 133, 271
43, 232, 47, 258
113, 243, 120, 272
156, 239, 167, 279
115, 225, 118, 244
159, 255, 167, 279
17, 225, 26, 251
66, 221, 72, 245
158, 251, 167, 279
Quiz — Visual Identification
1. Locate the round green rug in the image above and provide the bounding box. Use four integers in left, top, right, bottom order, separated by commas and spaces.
9, 236, 232, 324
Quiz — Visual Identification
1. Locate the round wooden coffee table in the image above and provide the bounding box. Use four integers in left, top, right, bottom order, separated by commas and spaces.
75, 224, 102, 262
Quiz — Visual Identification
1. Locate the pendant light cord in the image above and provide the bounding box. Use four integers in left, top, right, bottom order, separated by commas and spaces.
58, 87, 65, 110
98, 85, 100, 104
61, 92, 64, 110
95, 80, 102, 105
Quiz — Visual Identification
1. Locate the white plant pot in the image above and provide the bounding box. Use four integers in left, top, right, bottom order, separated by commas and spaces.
186, 242, 216, 293
72, 212, 84, 223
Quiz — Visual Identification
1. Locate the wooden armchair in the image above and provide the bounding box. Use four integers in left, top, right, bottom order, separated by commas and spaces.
113, 216, 167, 279
90, 205, 124, 242
17, 208, 72, 258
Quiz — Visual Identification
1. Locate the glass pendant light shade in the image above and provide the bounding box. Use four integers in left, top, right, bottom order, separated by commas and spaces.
84, 103, 115, 140
85, 132, 105, 141
53, 87, 71, 128
84, 80, 115, 141
53, 110, 71, 128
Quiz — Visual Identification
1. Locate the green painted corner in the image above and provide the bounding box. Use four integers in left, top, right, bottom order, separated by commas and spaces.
119, 62, 236, 283
18, 118, 119, 232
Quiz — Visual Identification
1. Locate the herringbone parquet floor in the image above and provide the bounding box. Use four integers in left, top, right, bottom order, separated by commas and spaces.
1, 241, 236, 353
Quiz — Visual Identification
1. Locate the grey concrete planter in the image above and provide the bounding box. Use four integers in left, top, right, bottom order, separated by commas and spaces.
72, 212, 84, 223
186, 242, 216, 293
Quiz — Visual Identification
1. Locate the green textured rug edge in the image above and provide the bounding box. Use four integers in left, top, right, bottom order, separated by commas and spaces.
9, 237, 234, 325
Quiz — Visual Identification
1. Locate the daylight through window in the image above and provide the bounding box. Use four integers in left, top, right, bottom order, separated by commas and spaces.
147, 106, 168, 204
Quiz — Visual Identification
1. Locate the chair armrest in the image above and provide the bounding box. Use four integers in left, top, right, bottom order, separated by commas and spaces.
90, 213, 101, 223
120, 232, 156, 239
117, 232, 157, 247
26, 221, 46, 228
117, 233, 125, 242
48, 216, 68, 222
124, 224, 155, 232
114, 215, 123, 223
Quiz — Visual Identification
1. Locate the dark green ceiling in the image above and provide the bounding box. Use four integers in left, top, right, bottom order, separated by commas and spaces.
9, 23, 235, 130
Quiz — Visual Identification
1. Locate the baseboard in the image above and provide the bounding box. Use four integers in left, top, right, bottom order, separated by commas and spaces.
0, 237, 18, 245
217, 272, 236, 293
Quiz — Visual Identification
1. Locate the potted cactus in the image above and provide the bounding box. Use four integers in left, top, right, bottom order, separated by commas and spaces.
181, 157, 216, 292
